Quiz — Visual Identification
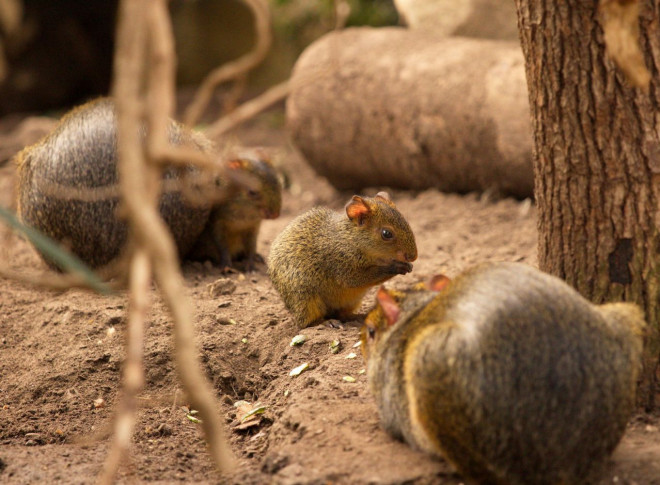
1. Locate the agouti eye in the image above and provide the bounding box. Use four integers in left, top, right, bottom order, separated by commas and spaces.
367, 327, 376, 340
381, 228, 394, 241
247, 189, 260, 199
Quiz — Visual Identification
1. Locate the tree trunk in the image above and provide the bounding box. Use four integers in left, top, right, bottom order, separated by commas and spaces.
515, 0, 660, 409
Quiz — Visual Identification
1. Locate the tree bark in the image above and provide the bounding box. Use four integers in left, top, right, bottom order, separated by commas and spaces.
515, 0, 660, 409
287, 28, 533, 198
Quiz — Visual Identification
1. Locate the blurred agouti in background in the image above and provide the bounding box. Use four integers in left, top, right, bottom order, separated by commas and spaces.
15, 98, 281, 273
361, 262, 645, 485
268, 192, 417, 328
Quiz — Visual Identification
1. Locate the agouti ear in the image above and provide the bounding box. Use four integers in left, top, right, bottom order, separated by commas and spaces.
429, 274, 451, 292
375, 191, 396, 207
346, 195, 371, 226
227, 159, 245, 170
377, 287, 401, 327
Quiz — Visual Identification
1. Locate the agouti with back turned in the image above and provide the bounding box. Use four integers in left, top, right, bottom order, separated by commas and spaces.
268, 192, 417, 328
15, 98, 281, 272
361, 262, 645, 485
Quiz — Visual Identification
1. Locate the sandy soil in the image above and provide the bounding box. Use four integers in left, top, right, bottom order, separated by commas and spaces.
0, 114, 659, 484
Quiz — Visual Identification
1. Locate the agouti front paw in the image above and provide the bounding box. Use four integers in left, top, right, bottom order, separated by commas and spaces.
244, 253, 266, 273
389, 260, 413, 275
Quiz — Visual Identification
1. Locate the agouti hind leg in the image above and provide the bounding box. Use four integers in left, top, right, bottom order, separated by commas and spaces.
295, 296, 327, 328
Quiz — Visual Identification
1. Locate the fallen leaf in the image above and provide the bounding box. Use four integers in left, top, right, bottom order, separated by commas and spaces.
289, 363, 309, 376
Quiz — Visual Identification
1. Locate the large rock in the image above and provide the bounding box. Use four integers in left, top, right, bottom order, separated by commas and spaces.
287, 28, 533, 198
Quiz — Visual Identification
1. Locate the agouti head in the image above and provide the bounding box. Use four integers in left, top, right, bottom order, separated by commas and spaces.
346, 191, 417, 272
361, 275, 450, 360
224, 156, 282, 221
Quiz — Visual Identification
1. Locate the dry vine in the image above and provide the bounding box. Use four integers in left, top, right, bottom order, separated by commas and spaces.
205, 79, 290, 138
201, 0, 349, 139
99, 1, 234, 483
183, 0, 272, 126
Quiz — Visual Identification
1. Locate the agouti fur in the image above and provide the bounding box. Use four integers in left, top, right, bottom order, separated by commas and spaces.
187, 156, 281, 271
15, 98, 281, 272
361, 262, 645, 485
268, 192, 417, 328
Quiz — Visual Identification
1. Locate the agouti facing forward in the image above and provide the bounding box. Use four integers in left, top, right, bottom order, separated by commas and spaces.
361, 262, 645, 485
188, 155, 281, 271
16, 98, 281, 272
268, 192, 417, 328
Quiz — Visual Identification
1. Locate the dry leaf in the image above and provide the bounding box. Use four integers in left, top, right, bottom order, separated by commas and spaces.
289, 363, 309, 376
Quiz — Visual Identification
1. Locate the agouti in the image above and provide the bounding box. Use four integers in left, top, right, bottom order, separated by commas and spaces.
15, 98, 281, 272
187, 155, 281, 272
268, 192, 417, 328
361, 262, 645, 485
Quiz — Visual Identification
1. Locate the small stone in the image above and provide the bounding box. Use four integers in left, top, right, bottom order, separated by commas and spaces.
156, 423, 173, 436
207, 278, 237, 297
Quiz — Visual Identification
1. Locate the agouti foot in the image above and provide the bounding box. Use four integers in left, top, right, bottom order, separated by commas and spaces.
324, 319, 345, 329
221, 266, 239, 274
324, 318, 362, 329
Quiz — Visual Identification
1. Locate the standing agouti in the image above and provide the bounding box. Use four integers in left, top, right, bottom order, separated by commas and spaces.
15, 98, 281, 272
268, 192, 417, 328
361, 262, 645, 485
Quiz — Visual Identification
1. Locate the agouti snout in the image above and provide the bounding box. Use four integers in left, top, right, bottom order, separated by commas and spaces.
268, 191, 417, 328
362, 262, 645, 485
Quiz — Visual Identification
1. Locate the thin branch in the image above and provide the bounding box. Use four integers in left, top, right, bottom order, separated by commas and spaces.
97, 250, 150, 485
183, 0, 272, 126
100, 0, 149, 482
147, 0, 235, 472
334, 0, 350, 30
205, 79, 290, 138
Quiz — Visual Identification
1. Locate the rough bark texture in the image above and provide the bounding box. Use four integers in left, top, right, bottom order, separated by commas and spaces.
287, 27, 533, 198
394, 0, 519, 40
515, 0, 660, 408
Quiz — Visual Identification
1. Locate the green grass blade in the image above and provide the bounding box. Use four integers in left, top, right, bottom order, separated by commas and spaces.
0, 205, 112, 294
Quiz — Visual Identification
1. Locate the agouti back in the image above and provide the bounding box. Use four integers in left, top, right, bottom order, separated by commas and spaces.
15, 98, 280, 271
268, 192, 417, 328
361, 262, 645, 485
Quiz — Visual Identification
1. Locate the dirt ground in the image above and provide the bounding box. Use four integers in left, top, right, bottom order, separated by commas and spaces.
0, 111, 659, 484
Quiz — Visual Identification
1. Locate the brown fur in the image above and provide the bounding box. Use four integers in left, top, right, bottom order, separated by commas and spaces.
361, 262, 645, 485
15, 98, 281, 273
268, 192, 417, 328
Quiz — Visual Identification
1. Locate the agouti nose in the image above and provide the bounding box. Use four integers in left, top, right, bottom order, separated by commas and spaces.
262, 208, 280, 219
398, 250, 417, 263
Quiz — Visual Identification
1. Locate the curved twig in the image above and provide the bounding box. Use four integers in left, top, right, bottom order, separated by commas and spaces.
205, 79, 290, 138
183, 0, 272, 126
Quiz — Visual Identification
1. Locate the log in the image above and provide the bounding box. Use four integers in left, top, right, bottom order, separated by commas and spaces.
286, 28, 533, 198
394, 0, 519, 41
